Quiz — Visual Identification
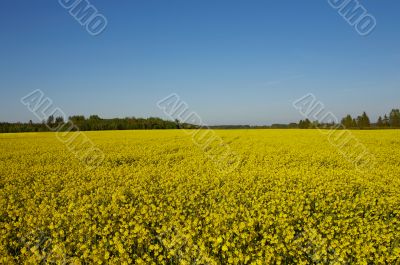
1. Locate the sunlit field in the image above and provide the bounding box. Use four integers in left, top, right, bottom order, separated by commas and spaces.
1, 130, 400, 264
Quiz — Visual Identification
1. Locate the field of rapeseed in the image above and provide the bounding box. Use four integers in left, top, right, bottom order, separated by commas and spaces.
1, 129, 400, 264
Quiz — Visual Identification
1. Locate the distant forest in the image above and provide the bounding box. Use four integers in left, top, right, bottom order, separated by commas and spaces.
1, 109, 399, 133
297, 109, 400, 129
0, 115, 196, 133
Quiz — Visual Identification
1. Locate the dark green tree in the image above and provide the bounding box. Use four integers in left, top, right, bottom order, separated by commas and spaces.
298, 119, 312, 129
383, 114, 390, 127
89, 115, 101, 120
356, 112, 370, 129
362, 112, 371, 128
377, 116, 384, 128
352, 118, 357, 128
55, 116, 64, 124
175, 119, 181, 129
341, 114, 353, 128
390, 109, 400, 128
47, 115, 54, 126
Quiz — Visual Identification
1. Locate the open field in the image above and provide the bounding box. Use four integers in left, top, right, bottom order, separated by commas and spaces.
1, 129, 400, 264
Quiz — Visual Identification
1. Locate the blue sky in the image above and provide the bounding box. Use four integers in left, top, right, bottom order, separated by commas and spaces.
1, 0, 399, 125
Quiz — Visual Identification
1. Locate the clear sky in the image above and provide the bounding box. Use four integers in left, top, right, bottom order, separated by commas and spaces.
1, 0, 399, 125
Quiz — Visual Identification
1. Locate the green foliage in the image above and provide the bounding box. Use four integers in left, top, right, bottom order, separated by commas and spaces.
341, 115, 353, 128
0, 116, 192, 133
389, 109, 400, 128
308, 109, 400, 130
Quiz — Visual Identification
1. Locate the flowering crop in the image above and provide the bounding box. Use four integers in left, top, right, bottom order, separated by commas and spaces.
1, 129, 400, 264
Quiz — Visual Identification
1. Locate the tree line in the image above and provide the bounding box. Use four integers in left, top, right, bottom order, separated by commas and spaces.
1, 109, 400, 133
0, 115, 196, 133
298, 109, 400, 129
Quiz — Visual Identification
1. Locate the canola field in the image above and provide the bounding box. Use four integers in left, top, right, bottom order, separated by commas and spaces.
1, 129, 400, 264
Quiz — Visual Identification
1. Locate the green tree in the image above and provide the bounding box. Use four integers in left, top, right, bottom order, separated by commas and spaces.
383, 114, 390, 127
175, 119, 181, 129
377, 116, 384, 128
47, 115, 54, 126
69, 115, 86, 123
341, 114, 353, 128
89, 115, 101, 120
298, 119, 312, 129
390, 109, 400, 128
55, 116, 64, 124
356, 112, 370, 129
352, 118, 357, 128
362, 112, 371, 128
